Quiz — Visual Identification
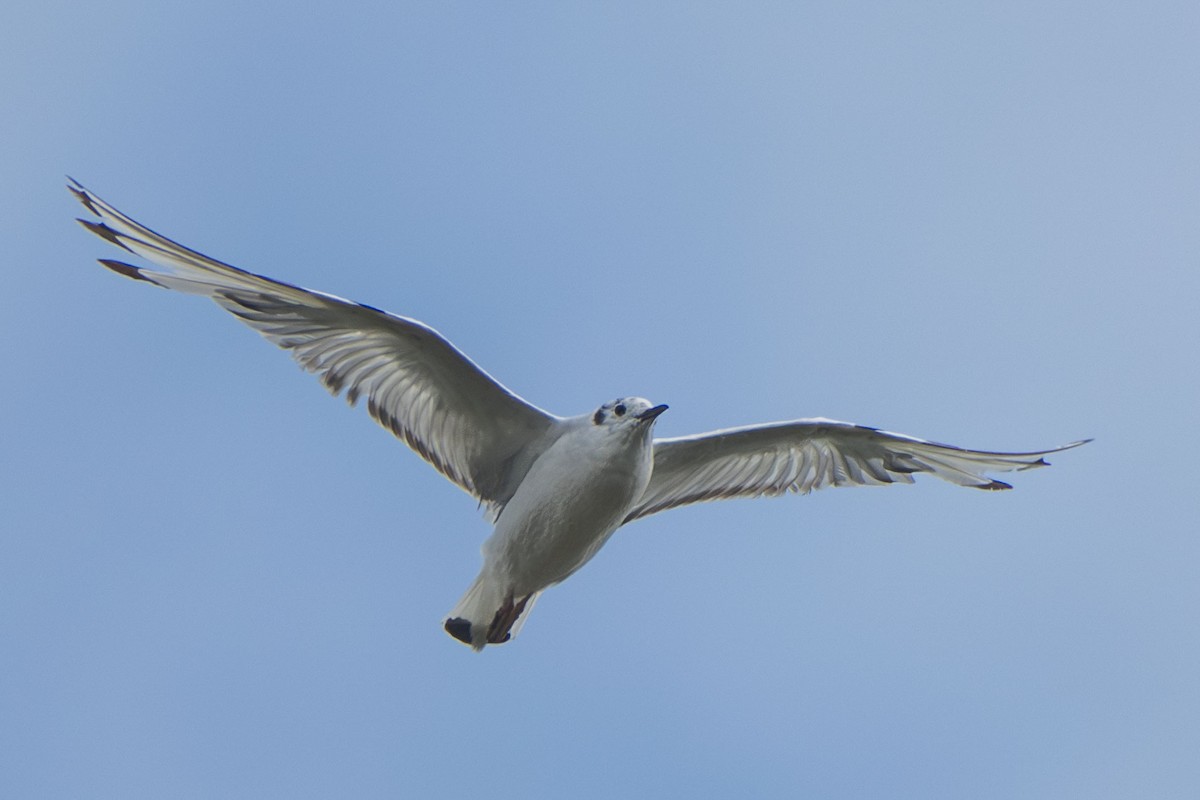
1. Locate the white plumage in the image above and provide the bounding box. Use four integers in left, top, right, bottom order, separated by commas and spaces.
73, 181, 1088, 650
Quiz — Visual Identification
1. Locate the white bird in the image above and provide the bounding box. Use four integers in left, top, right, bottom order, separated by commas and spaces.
72, 181, 1089, 651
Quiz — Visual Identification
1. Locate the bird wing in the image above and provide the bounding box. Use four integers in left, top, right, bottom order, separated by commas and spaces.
626, 417, 1088, 522
72, 181, 559, 519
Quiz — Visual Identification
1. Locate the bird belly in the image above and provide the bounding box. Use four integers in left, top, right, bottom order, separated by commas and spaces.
483, 443, 646, 595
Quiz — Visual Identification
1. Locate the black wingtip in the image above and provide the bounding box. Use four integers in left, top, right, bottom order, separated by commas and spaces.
68, 180, 101, 215
1016, 457, 1052, 472
77, 219, 133, 252
977, 480, 1013, 491
98, 258, 162, 286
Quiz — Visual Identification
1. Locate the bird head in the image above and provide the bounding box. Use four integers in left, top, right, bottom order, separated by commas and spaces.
591, 397, 668, 429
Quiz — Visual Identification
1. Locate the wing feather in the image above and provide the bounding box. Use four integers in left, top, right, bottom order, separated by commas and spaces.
73, 181, 559, 517
626, 418, 1088, 522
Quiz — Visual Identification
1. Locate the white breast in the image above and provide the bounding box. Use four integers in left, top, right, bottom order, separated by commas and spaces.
483, 423, 654, 595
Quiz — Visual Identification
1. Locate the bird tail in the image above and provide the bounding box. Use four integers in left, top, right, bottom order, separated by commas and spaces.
443, 572, 540, 651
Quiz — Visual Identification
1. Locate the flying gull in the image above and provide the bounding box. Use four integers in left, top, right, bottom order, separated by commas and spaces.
72, 181, 1088, 650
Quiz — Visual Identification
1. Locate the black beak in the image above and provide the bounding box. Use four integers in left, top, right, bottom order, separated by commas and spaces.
637, 404, 669, 422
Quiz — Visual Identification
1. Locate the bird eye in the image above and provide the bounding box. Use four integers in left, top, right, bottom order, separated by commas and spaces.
614, 404, 626, 416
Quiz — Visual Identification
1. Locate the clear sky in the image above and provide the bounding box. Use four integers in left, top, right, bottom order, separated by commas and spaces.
3, 2, 1198, 798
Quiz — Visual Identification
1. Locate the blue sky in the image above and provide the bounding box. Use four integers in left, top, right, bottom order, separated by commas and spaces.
3, 2, 1198, 797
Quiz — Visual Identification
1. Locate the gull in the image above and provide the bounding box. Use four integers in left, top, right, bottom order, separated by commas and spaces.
72, 181, 1089, 651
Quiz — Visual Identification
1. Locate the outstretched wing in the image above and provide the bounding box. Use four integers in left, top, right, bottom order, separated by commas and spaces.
627, 417, 1088, 522
72, 181, 559, 518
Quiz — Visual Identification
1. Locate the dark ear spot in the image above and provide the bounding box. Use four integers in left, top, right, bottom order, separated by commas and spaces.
593, 409, 605, 425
